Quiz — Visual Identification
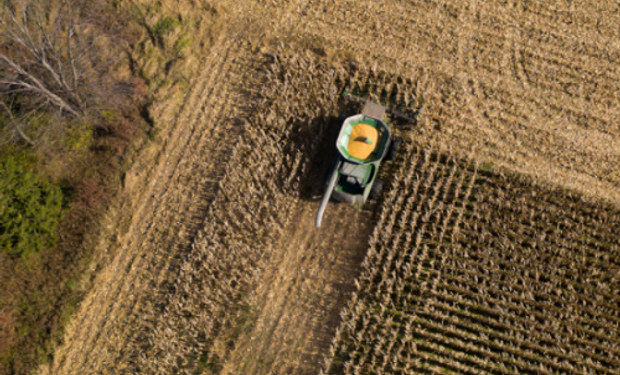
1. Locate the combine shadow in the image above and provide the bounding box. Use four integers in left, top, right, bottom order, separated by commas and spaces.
295, 100, 362, 202
299, 114, 344, 201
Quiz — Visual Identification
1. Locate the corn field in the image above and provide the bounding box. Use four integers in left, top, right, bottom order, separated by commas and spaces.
319, 147, 620, 375
52, 40, 620, 375
46, 0, 620, 373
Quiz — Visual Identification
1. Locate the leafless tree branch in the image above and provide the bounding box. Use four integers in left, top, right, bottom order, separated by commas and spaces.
66, 4, 78, 90
0, 99, 34, 145
0, 0, 129, 147
0, 52, 81, 116
0, 0, 83, 119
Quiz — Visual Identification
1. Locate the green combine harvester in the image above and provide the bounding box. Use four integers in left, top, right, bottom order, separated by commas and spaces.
315, 100, 404, 227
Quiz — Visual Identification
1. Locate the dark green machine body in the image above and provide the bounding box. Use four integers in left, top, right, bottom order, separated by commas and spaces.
331, 162, 378, 206
315, 102, 399, 227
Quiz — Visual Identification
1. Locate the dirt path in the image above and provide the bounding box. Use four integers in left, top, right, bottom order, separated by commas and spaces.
216, 201, 375, 375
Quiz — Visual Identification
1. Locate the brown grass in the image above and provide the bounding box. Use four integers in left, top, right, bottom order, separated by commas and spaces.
0, 309, 17, 354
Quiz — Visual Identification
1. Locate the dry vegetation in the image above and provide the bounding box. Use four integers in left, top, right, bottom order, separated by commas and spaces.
0, 0, 151, 373
27, 0, 620, 374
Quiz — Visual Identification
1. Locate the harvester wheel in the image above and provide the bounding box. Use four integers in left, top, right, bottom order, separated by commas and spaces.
387, 137, 403, 162
369, 179, 383, 201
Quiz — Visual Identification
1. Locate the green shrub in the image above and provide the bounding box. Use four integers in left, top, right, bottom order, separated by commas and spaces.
0, 156, 63, 257
101, 110, 116, 121
152, 17, 180, 46
173, 35, 193, 55
64, 123, 93, 153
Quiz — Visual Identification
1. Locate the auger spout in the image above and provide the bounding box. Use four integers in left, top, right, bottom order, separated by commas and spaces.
315, 156, 341, 228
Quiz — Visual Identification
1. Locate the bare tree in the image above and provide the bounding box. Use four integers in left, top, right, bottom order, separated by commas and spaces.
0, 0, 84, 122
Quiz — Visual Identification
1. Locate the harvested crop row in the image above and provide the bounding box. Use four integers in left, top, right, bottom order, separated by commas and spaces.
320, 149, 620, 375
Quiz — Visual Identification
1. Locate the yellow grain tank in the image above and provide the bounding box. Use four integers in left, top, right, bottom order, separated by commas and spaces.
347, 124, 379, 160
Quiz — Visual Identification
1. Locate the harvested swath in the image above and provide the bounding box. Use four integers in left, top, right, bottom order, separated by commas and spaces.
320, 147, 620, 375
119, 50, 336, 375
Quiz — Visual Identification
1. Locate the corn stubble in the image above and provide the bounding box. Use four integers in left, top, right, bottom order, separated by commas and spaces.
319, 145, 620, 375
119, 46, 620, 375
128, 47, 426, 374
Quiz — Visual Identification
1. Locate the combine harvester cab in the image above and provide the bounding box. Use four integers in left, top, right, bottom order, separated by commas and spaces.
315, 106, 395, 228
